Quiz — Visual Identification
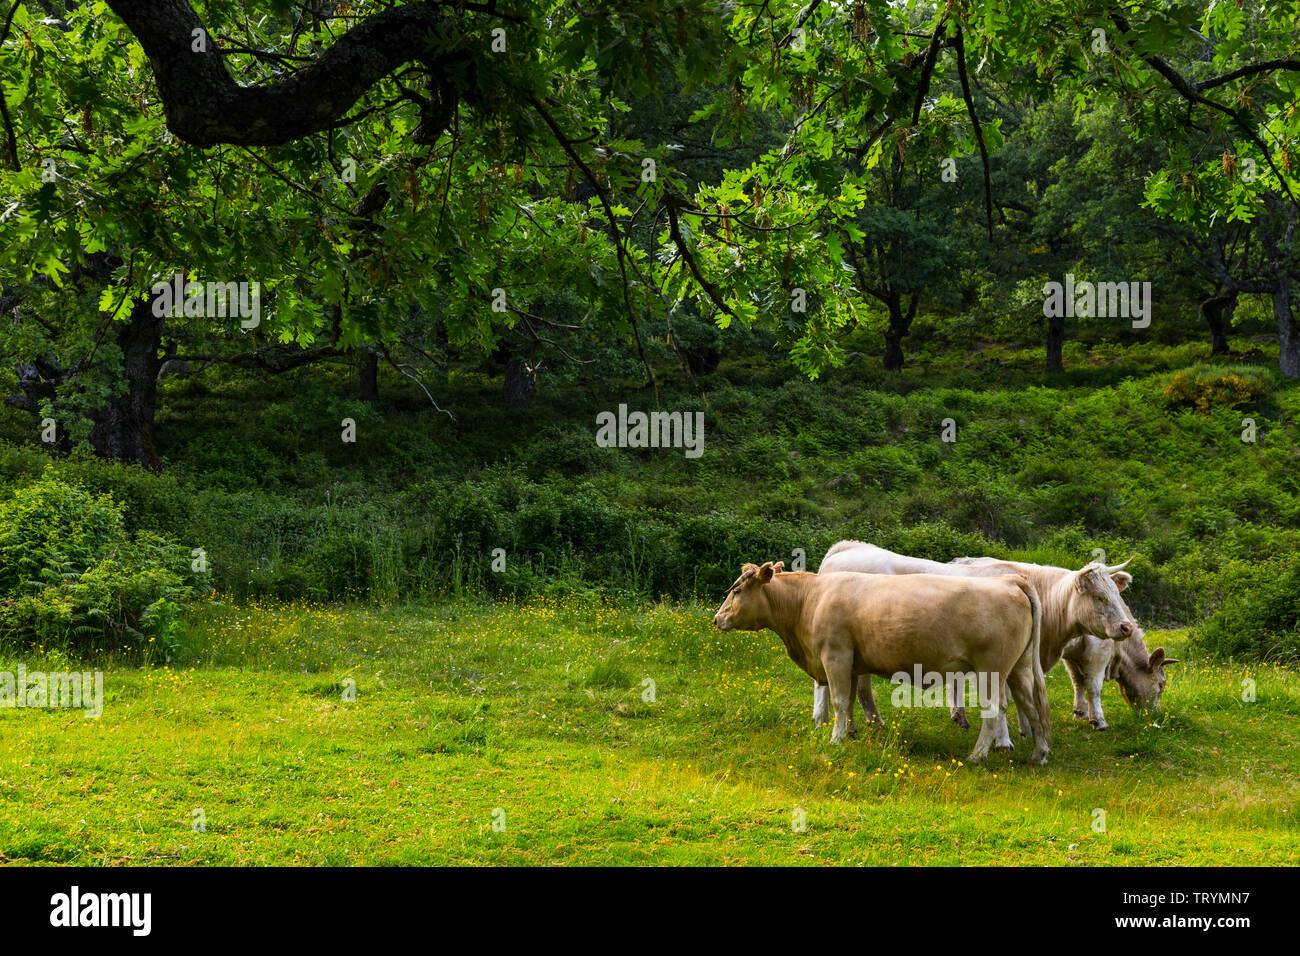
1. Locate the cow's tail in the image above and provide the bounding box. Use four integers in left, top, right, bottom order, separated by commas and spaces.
1011, 574, 1050, 749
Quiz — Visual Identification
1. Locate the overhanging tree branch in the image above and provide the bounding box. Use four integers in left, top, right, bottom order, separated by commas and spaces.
102, 0, 474, 146
1109, 13, 1300, 216
527, 94, 661, 402
1196, 59, 1300, 93
954, 26, 994, 243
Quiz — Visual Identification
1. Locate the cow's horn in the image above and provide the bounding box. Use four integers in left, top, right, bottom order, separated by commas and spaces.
1107, 558, 1133, 573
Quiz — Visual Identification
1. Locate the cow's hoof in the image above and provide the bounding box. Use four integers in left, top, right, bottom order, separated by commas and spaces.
1031, 753, 1050, 767
952, 714, 971, 730
1073, 708, 1088, 719
993, 742, 1014, 752
966, 750, 988, 764
813, 719, 827, 729
1090, 719, 1109, 731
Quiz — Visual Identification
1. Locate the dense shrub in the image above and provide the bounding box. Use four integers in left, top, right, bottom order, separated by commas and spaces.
1162, 364, 1273, 413
306, 534, 376, 599
0, 472, 201, 650
880, 521, 1002, 564
1192, 555, 1300, 663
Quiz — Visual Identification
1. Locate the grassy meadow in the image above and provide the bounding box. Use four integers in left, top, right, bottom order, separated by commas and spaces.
2, 596, 1296, 866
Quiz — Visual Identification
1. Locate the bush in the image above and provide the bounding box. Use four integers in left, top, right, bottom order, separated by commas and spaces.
881, 521, 1002, 564
1191, 556, 1300, 663
0, 472, 200, 651
305, 534, 375, 600
1162, 365, 1273, 413
849, 446, 922, 492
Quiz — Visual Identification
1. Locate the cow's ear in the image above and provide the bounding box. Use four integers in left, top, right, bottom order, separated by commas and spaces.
1073, 567, 1090, 593
771, 561, 785, 574
756, 562, 776, 584
1110, 571, 1132, 591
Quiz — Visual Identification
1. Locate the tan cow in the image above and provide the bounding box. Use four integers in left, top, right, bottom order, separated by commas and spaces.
711, 562, 1052, 765
815, 540, 989, 729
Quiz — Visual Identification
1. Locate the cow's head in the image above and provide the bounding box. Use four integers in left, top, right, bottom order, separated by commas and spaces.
712, 561, 782, 631
1068, 560, 1140, 640
1115, 645, 1180, 712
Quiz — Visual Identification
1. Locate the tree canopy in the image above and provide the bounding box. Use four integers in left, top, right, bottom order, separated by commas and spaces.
2, 0, 1299, 464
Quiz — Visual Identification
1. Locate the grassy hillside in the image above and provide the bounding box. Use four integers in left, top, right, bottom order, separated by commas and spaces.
1, 335, 1297, 661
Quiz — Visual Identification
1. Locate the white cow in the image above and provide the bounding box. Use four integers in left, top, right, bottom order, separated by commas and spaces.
955, 556, 1177, 729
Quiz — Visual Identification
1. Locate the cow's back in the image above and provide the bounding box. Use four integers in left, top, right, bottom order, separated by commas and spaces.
807, 572, 1033, 676
819, 542, 969, 577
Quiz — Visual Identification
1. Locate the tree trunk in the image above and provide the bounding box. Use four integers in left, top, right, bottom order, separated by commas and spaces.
359, 351, 379, 403
1200, 292, 1235, 355
883, 328, 905, 371
1045, 313, 1065, 373
882, 294, 917, 372
1275, 281, 1299, 378
503, 357, 537, 409
87, 298, 164, 469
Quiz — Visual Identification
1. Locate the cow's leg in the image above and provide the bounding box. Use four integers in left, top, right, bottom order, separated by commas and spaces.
992, 679, 1014, 751
1006, 661, 1051, 766
947, 673, 970, 729
813, 681, 830, 728
1063, 657, 1090, 721
856, 675, 882, 726
967, 670, 1002, 762
1085, 667, 1108, 730
847, 675, 859, 736
1016, 693, 1033, 739
823, 651, 855, 745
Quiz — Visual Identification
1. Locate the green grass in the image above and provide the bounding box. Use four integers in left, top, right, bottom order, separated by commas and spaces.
2, 597, 1297, 865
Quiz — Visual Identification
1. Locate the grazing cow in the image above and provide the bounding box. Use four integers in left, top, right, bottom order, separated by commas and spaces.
953, 556, 1177, 730
1060, 635, 1174, 729
711, 562, 1052, 765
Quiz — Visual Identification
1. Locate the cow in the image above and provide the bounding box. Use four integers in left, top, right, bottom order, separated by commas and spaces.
816, 541, 991, 729
954, 556, 1178, 730
813, 542, 1146, 748
1060, 634, 1176, 729
710, 561, 1052, 765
